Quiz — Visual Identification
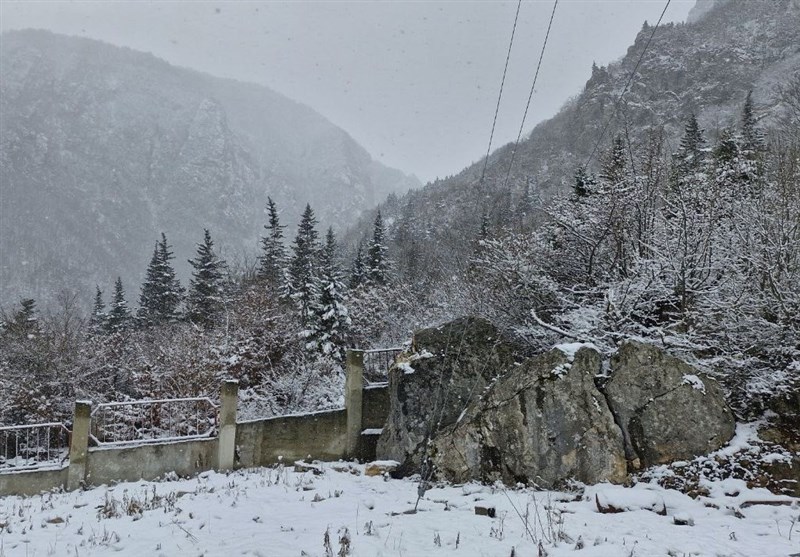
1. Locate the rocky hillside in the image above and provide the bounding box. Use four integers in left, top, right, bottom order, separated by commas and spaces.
361, 0, 800, 274
0, 29, 418, 308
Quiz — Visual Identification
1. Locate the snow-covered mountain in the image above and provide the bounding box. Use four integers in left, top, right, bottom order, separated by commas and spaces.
361, 0, 799, 274
0, 29, 419, 308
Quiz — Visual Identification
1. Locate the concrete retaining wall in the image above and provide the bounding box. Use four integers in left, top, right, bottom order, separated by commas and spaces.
86, 438, 218, 485
0, 354, 393, 497
0, 466, 68, 497
236, 409, 348, 467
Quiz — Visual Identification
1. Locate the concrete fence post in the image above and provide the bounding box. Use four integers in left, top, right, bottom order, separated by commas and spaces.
218, 380, 239, 471
67, 400, 92, 491
345, 349, 364, 459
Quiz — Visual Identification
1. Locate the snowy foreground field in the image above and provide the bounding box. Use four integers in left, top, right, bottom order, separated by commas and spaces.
1, 461, 798, 557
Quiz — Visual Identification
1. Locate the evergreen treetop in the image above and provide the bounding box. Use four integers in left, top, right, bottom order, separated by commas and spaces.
138, 232, 184, 325
350, 241, 366, 289
310, 227, 350, 359
6, 298, 39, 337
106, 277, 131, 332
187, 229, 227, 327
287, 203, 321, 323
90, 286, 106, 333
258, 197, 287, 286
366, 210, 389, 285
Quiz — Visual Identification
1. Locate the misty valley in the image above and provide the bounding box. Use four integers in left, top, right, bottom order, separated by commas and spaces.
1, 1, 799, 556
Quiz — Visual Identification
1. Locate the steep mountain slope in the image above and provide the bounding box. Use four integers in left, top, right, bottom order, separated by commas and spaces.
361, 0, 800, 274
0, 30, 418, 308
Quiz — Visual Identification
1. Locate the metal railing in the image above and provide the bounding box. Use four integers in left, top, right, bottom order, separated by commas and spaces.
0, 422, 71, 471
90, 397, 219, 446
363, 347, 403, 385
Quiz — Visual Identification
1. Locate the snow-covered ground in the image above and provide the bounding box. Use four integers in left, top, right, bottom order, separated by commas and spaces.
1, 462, 798, 557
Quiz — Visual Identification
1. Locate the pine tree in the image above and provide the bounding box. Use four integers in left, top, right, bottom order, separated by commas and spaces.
106, 277, 131, 332
366, 210, 389, 285
90, 286, 107, 333
258, 197, 287, 286
138, 243, 161, 323
740, 90, 764, 155
287, 204, 321, 323
738, 91, 765, 188
673, 113, 707, 180
6, 298, 39, 337
310, 227, 351, 358
472, 210, 491, 258
572, 167, 596, 199
187, 229, 227, 327
479, 210, 491, 243
138, 233, 184, 324
515, 178, 535, 230
600, 136, 633, 277
156, 233, 184, 319
350, 240, 366, 289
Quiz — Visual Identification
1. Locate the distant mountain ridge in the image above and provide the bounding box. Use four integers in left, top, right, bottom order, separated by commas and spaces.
360, 0, 800, 274
0, 29, 419, 308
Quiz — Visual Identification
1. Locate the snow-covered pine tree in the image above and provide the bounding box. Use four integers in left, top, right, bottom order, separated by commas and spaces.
310, 227, 351, 359
738, 91, 766, 191
468, 210, 492, 274
138, 233, 185, 325
366, 210, 389, 285
187, 229, 227, 328
138, 243, 160, 323
350, 240, 366, 289
258, 197, 287, 287
6, 298, 39, 337
287, 203, 321, 324
740, 91, 765, 156
106, 277, 131, 332
89, 286, 107, 334
572, 166, 596, 200
515, 178, 535, 230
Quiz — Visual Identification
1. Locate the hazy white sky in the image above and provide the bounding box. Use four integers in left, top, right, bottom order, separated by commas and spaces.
1, 0, 694, 182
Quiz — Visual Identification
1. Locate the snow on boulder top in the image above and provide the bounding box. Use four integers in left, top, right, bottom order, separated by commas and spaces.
681, 374, 706, 393
396, 361, 415, 375
555, 342, 598, 361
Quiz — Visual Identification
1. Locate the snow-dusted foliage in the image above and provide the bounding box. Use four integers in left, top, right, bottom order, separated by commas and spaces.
465, 101, 799, 413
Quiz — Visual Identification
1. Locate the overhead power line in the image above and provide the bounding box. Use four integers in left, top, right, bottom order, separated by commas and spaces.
500, 0, 559, 191
479, 0, 523, 185
582, 0, 672, 171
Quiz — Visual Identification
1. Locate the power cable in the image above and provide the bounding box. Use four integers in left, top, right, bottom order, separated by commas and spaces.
583, 0, 672, 171
500, 0, 559, 191
479, 0, 523, 185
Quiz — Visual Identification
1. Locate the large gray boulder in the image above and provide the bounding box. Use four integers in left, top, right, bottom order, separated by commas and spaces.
376, 317, 523, 474
604, 340, 735, 469
432, 345, 628, 487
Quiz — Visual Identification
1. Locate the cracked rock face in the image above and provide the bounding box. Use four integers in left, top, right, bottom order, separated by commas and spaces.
432, 346, 627, 487
380, 317, 737, 486
376, 317, 523, 475
604, 341, 735, 468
